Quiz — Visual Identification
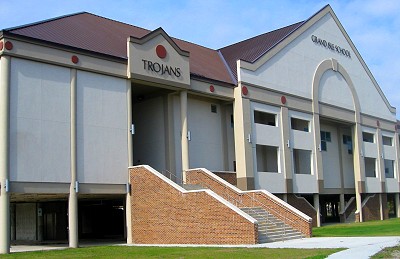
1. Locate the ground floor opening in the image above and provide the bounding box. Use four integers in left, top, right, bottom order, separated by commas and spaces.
10, 194, 125, 244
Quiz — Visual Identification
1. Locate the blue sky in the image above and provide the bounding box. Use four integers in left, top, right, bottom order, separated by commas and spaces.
1, 0, 399, 119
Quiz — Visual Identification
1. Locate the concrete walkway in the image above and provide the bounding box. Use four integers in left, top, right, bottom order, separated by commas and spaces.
10, 237, 400, 258
259, 237, 400, 258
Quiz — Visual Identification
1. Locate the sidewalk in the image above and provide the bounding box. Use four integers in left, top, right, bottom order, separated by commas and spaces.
258, 237, 400, 259
10, 237, 400, 258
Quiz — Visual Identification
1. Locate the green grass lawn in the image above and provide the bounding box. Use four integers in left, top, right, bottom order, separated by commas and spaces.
4, 219, 400, 258
313, 218, 400, 237
0, 246, 342, 259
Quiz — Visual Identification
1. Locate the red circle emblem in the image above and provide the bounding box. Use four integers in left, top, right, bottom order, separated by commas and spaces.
156, 45, 167, 59
5, 41, 13, 50
242, 86, 248, 96
210, 85, 215, 93
281, 96, 287, 104
71, 55, 79, 64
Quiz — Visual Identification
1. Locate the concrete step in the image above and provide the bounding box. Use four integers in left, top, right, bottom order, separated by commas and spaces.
241, 206, 305, 244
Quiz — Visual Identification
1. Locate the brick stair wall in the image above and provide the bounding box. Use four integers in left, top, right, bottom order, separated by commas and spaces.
186, 168, 313, 237
129, 165, 258, 245
286, 194, 318, 227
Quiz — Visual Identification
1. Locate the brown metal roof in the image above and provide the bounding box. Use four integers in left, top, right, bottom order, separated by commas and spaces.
219, 21, 304, 79
4, 12, 309, 85
4, 12, 234, 85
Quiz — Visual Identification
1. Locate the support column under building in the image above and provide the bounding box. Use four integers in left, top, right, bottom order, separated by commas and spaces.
313, 194, 321, 227
68, 68, 78, 248
180, 90, 189, 181
0, 55, 11, 254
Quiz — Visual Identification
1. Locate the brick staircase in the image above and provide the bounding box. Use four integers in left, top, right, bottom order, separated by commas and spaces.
185, 168, 313, 240
241, 207, 305, 243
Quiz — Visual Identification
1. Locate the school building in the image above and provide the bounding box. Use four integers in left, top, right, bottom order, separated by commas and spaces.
0, 4, 399, 253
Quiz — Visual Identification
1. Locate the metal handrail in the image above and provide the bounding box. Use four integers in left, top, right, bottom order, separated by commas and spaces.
185, 172, 296, 241
161, 168, 298, 242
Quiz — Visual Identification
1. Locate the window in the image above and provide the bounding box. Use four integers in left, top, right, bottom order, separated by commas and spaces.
291, 117, 309, 132
385, 159, 395, 178
363, 132, 374, 143
383, 136, 393, 146
254, 111, 276, 126
364, 157, 376, 177
320, 131, 331, 151
256, 145, 278, 173
211, 104, 217, 113
293, 149, 312, 175
342, 135, 353, 154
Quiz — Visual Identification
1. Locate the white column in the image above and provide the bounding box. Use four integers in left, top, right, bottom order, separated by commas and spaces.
68, 69, 78, 248
0, 56, 11, 254
126, 80, 133, 244
313, 194, 321, 227
396, 194, 400, 218
180, 91, 189, 181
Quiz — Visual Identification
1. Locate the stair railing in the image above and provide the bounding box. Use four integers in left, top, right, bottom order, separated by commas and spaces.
186, 172, 296, 242
162, 169, 290, 242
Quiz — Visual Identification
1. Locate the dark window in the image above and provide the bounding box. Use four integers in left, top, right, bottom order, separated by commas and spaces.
211, 104, 217, 113
343, 135, 353, 154
363, 132, 374, 143
254, 111, 276, 126
320, 131, 331, 151
383, 136, 393, 146
291, 118, 309, 132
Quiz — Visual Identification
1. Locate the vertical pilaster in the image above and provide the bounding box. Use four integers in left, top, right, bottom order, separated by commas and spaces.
376, 128, 386, 193
280, 106, 292, 193
312, 113, 324, 191
394, 130, 400, 218
353, 122, 365, 222
126, 80, 133, 244
233, 85, 254, 190
180, 91, 189, 180
68, 68, 78, 248
0, 55, 11, 254
313, 194, 321, 227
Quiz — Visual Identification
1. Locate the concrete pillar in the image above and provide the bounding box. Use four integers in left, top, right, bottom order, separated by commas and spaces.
313, 194, 321, 227
312, 113, 324, 192
0, 55, 11, 254
126, 80, 133, 244
394, 131, 400, 218
280, 107, 293, 193
340, 193, 345, 213
353, 122, 364, 222
376, 128, 386, 193
379, 193, 384, 220
68, 69, 78, 248
180, 91, 189, 180
233, 85, 254, 190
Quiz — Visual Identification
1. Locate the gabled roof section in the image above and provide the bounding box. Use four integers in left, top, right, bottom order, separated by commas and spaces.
219, 21, 304, 79
221, 4, 395, 113
130, 27, 189, 57
2, 12, 234, 85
